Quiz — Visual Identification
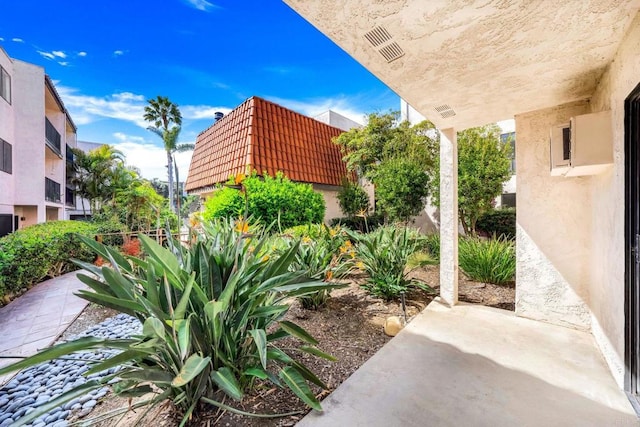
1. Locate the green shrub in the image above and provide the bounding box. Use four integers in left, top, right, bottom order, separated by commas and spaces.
283, 223, 326, 240
0, 221, 97, 300
329, 212, 385, 233
285, 225, 351, 309
350, 226, 432, 300
203, 172, 325, 229
337, 178, 369, 218
92, 216, 129, 247
0, 219, 342, 425
373, 158, 431, 222
459, 236, 515, 285
423, 233, 440, 261
476, 208, 516, 240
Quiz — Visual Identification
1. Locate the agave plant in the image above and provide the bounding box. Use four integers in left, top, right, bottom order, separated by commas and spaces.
0, 218, 341, 426
349, 226, 433, 300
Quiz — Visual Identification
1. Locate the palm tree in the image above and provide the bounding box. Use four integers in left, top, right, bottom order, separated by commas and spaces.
144, 96, 183, 213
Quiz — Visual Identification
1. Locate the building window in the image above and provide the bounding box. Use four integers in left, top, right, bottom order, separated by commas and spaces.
0, 138, 11, 174
501, 192, 516, 208
0, 66, 10, 104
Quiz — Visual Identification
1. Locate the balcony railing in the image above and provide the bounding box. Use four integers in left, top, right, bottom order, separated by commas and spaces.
65, 187, 75, 207
45, 177, 61, 203
45, 118, 61, 156
66, 144, 75, 164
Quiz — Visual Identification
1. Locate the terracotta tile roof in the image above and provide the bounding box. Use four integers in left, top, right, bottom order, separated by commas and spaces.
186, 96, 349, 192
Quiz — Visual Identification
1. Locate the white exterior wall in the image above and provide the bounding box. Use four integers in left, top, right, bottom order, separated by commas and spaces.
515, 101, 592, 331
0, 49, 14, 217
12, 60, 47, 224
585, 12, 640, 388
313, 184, 343, 224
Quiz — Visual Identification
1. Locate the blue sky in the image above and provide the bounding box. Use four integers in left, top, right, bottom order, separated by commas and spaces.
0, 0, 399, 179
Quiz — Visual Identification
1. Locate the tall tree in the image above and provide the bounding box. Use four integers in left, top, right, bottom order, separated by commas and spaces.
144, 96, 183, 212
430, 124, 512, 235
334, 111, 438, 222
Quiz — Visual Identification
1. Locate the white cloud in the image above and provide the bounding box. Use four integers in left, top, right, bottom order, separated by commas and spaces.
113, 132, 146, 144
112, 141, 194, 181
0, 38, 4, 42
77, 51, 87, 57
37, 51, 55, 60
113, 50, 124, 56
56, 85, 231, 129
181, 105, 231, 120
269, 96, 366, 125
11, 38, 24, 43
58, 61, 69, 67
52, 51, 66, 58
182, 0, 219, 11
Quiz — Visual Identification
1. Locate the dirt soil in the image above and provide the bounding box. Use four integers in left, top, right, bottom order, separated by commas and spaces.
70, 266, 514, 426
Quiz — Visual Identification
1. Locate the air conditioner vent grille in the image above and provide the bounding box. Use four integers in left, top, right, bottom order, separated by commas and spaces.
364, 26, 392, 47
364, 26, 405, 63
378, 42, 405, 63
434, 104, 456, 119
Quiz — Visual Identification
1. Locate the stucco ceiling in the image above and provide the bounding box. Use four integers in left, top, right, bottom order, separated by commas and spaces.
284, 0, 640, 129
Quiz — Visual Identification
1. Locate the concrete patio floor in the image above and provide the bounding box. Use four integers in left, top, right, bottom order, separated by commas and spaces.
299, 299, 639, 427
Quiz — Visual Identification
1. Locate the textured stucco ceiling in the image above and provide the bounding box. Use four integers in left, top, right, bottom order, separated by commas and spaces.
284, 0, 640, 129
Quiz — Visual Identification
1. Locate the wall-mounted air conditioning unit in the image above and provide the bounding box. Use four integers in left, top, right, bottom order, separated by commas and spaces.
549, 110, 613, 177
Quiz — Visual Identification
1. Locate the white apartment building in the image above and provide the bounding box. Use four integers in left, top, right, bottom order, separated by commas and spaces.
0, 47, 78, 237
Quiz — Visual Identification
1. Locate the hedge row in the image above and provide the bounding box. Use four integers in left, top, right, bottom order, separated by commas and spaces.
0, 220, 125, 304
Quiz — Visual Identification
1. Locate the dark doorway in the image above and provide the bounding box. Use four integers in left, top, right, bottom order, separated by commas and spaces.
625, 82, 640, 403
0, 214, 11, 237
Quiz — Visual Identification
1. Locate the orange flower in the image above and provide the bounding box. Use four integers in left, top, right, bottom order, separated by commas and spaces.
235, 219, 249, 233
325, 270, 333, 281
234, 173, 246, 185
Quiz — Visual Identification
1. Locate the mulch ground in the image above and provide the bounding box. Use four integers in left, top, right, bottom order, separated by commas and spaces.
72, 266, 514, 426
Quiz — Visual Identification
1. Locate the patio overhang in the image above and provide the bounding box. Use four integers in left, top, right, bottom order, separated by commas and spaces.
283, 0, 639, 129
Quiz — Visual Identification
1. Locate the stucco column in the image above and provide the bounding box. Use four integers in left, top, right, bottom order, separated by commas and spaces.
439, 127, 458, 306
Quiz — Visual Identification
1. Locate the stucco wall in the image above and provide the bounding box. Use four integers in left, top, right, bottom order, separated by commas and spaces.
515, 100, 592, 330
314, 184, 342, 224
0, 49, 14, 216
583, 12, 640, 388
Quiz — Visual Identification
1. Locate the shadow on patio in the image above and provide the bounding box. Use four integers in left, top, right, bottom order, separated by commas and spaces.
299, 300, 638, 427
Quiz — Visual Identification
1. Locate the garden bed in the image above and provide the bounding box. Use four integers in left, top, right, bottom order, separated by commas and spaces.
72, 267, 514, 426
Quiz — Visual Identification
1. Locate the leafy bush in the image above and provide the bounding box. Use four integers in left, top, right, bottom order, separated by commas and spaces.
0, 219, 341, 425
0, 221, 97, 301
337, 178, 369, 218
373, 158, 431, 223
459, 236, 515, 285
329, 212, 385, 233
203, 172, 325, 229
283, 223, 326, 240
92, 216, 129, 247
350, 226, 431, 300
423, 233, 440, 261
476, 208, 516, 240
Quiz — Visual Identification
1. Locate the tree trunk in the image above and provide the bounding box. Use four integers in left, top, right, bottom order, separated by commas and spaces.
174, 156, 181, 218
167, 150, 175, 213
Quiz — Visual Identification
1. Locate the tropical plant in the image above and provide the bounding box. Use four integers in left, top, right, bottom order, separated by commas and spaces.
286, 225, 352, 309
144, 96, 193, 213
203, 172, 325, 229
336, 178, 369, 218
71, 145, 129, 214
430, 124, 512, 234
349, 226, 432, 300
458, 236, 516, 285
423, 233, 441, 261
0, 219, 340, 426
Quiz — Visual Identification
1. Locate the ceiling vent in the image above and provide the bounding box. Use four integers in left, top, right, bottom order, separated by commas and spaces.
434, 104, 456, 119
364, 26, 405, 63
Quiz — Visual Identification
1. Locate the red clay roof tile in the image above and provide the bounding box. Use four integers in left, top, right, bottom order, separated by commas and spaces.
186, 96, 349, 192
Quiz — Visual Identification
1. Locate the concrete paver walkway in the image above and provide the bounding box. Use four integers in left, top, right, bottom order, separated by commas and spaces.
300, 299, 639, 427
0, 272, 88, 385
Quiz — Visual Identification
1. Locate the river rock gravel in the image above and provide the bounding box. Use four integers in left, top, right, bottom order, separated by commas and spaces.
0, 314, 141, 426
